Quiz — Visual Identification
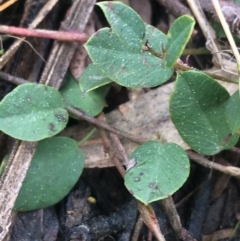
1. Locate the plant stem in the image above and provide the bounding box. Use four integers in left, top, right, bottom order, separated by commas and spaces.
131, 215, 144, 241
187, 151, 240, 177
138, 201, 166, 241
78, 128, 96, 146
110, 133, 129, 164
0, 71, 148, 146
0, 0, 59, 69
102, 131, 165, 241
0, 70, 29, 85
231, 146, 240, 155
97, 118, 126, 177
182, 47, 211, 56
0, 25, 89, 43
142, 44, 164, 58
143, 44, 238, 84
175, 61, 238, 84
66, 106, 147, 145
109, 133, 131, 177
160, 196, 182, 236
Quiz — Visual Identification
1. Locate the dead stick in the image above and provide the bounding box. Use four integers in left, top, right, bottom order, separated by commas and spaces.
98, 114, 126, 177
0, 71, 29, 85
131, 215, 144, 241
108, 133, 128, 177
66, 106, 147, 144
110, 133, 129, 165
0, 25, 89, 43
230, 146, 240, 155
0, 0, 59, 69
187, 151, 240, 177
160, 196, 182, 237
143, 45, 238, 84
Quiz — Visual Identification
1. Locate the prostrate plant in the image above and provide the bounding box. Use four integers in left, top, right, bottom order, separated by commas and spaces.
83, 7, 174, 88
0, 1, 239, 212
81, 1, 190, 203
81, 1, 239, 203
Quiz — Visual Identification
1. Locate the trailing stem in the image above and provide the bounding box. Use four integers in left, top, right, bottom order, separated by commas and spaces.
0, 25, 89, 43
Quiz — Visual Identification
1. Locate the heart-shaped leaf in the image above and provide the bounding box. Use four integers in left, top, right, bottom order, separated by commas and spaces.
164, 15, 195, 67
170, 71, 238, 155
14, 137, 85, 211
85, 24, 173, 88
97, 1, 145, 48
0, 83, 68, 141
61, 73, 109, 117
124, 141, 190, 205
79, 64, 112, 93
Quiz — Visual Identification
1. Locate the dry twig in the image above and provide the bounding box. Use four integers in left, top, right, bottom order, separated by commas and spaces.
0, 26, 89, 43
0, 0, 59, 69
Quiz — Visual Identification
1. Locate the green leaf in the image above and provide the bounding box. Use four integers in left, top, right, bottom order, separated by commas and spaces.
170, 71, 238, 155
0, 155, 8, 177
124, 141, 190, 205
85, 24, 173, 88
14, 137, 85, 211
164, 15, 195, 67
61, 73, 109, 117
0, 83, 68, 141
225, 91, 240, 133
211, 21, 240, 44
80, 64, 112, 93
97, 1, 145, 48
